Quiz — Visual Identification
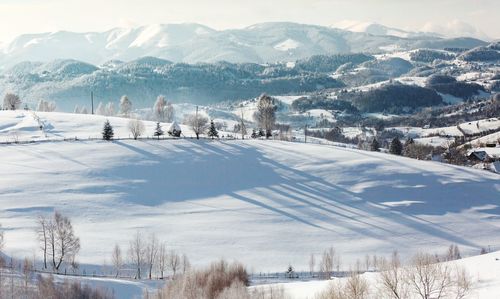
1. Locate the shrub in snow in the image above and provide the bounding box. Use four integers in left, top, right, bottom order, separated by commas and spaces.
154, 260, 249, 299
36, 275, 113, 299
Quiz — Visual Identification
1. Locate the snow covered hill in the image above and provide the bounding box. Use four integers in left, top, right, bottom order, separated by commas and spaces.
0, 22, 488, 67
255, 251, 500, 299
0, 111, 499, 275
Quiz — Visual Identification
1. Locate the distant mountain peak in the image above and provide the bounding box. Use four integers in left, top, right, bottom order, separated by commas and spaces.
0, 22, 488, 68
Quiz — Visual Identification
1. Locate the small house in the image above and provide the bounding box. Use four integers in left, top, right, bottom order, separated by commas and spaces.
467, 150, 490, 162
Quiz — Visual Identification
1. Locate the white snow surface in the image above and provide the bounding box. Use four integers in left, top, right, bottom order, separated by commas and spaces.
1, 111, 500, 276
255, 251, 500, 299
274, 39, 301, 52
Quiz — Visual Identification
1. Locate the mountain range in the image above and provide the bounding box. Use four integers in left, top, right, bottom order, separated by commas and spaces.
0, 22, 488, 68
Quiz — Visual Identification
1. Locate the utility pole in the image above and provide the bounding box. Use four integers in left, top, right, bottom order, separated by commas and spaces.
195, 105, 199, 139
91, 91, 94, 115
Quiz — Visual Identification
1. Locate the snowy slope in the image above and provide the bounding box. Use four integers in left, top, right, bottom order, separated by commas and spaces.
255, 251, 500, 299
0, 110, 196, 142
1, 111, 499, 276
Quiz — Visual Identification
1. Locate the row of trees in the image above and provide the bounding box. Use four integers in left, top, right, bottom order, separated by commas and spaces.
2, 93, 55, 112
34, 213, 193, 280
102, 113, 220, 141
117, 232, 190, 280
80, 95, 176, 122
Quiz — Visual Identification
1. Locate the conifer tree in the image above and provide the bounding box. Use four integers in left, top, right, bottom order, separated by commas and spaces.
251, 129, 258, 139
207, 120, 219, 139
389, 137, 403, 155
154, 122, 164, 140
102, 120, 114, 141
370, 138, 380, 152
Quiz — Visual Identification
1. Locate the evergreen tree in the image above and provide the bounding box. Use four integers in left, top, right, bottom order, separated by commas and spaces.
370, 138, 380, 152
251, 129, 258, 139
258, 128, 265, 137
389, 137, 403, 155
154, 122, 164, 140
102, 120, 114, 141
207, 120, 219, 139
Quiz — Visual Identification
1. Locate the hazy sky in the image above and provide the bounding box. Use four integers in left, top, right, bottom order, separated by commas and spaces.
0, 0, 498, 43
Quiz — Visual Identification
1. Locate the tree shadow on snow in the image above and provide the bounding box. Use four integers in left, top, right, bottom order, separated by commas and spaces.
82, 139, 499, 249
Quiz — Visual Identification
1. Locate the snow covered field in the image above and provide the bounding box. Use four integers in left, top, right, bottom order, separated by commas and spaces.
254, 250, 500, 299
0, 111, 500, 298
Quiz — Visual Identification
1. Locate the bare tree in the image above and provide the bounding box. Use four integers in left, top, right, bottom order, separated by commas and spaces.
37, 99, 56, 112
344, 270, 370, 299
454, 267, 473, 299
168, 250, 181, 277
406, 253, 453, 299
309, 254, 315, 276
365, 254, 371, 271
157, 243, 168, 279
106, 102, 115, 116
372, 255, 379, 271
36, 215, 51, 269
239, 106, 247, 140
254, 94, 277, 139
317, 272, 369, 299
445, 244, 462, 261
120, 95, 132, 117
128, 231, 145, 279
49, 212, 80, 272
154, 96, 167, 121
377, 251, 408, 299
185, 107, 208, 139
319, 247, 335, 279
128, 119, 145, 140
96, 102, 106, 115
181, 254, 190, 274
146, 234, 159, 279
111, 244, 123, 278
22, 257, 32, 291
165, 102, 175, 123
3, 93, 21, 110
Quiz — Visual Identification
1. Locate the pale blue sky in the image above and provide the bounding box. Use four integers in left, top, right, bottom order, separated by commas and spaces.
0, 0, 498, 43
